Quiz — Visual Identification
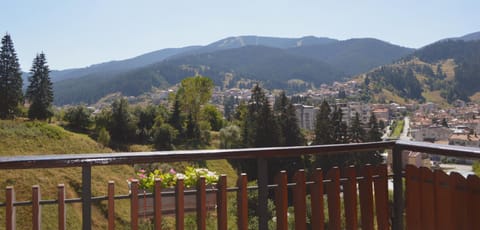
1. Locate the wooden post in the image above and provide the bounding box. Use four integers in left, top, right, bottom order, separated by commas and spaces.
82, 165, 92, 230
32, 185, 41, 230
6, 186, 15, 230
107, 181, 115, 230
310, 168, 324, 230
326, 167, 341, 230
237, 173, 248, 230
343, 166, 358, 230
130, 179, 139, 230
154, 178, 162, 230
58, 184, 66, 230
392, 145, 404, 230
175, 178, 184, 230
359, 165, 374, 230
293, 170, 307, 230
275, 171, 288, 230
197, 177, 206, 230
373, 165, 389, 230
217, 175, 228, 230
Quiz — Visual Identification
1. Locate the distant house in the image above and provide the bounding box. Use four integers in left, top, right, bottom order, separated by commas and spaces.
411, 125, 452, 142
448, 133, 480, 148
372, 108, 389, 123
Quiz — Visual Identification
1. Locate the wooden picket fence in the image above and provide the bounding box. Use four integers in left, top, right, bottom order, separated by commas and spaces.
3, 164, 394, 230
405, 165, 480, 230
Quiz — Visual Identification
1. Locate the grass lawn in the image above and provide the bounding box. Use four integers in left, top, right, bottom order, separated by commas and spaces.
390, 120, 405, 138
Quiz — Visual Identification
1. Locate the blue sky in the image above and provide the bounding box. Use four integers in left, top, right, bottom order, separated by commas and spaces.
2, 0, 479, 70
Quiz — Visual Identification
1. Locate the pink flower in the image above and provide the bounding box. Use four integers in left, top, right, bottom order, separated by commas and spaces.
139, 169, 146, 173
169, 168, 176, 174
139, 174, 146, 179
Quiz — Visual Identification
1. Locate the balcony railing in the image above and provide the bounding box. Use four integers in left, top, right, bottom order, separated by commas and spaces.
1, 140, 480, 229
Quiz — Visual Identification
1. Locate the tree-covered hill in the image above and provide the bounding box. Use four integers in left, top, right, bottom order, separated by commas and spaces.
287, 38, 414, 76
360, 39, 480, 104
54, 45, 345, 105
52, 35, 414, 106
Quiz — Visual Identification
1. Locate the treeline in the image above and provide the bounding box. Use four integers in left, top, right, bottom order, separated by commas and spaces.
0, 34, 54, 120
63, 76, 222, 150
63, 77, 384, 180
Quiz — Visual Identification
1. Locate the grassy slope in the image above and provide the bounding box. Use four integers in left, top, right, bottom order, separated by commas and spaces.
0, 120, 133, 229
0, 120, 239, 229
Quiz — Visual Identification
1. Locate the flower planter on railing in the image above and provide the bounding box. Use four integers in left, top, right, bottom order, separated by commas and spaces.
136, 188, 217, 216
128, 167, 219, 216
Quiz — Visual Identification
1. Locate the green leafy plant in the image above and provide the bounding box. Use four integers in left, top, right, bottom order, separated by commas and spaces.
128, 166, 219, 191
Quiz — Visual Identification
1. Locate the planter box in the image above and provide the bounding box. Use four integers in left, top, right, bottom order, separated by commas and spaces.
137, 188, 217, 216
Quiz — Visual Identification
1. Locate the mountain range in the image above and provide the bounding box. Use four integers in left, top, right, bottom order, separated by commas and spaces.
49, 32, 479, 105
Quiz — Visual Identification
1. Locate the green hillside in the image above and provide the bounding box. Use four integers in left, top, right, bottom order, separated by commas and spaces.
0, 120, 239, 229
0, 120, 133, 229
360, 40, 480, 105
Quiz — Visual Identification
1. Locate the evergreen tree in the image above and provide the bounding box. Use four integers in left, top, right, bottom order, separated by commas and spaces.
244, 85, 279, 147
331, 106, 349, 143
314, 100, 333, 145
235, 85, 279, 180
153, 123, 178, 150
274, 91, 304, 146
361, 113, 384, 165
109, 98, 136, 143
348, 112, 365, 143
26, 53, 53, 120
0, 34, 23, 119
169, 95, 184, 138
135, 105, 165, 143
366, 113, 382, 142
272, 91, 305, 180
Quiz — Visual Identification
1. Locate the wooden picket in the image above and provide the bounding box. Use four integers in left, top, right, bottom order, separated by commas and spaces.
237, 173, 248, 230
293, 169, 307, 230
309, 168, 324, 230
326, 167, 342, 230
342, 166, 358, 230
405, 165, 480, 230
275, 170, 288, 230
373, 165, 389, 230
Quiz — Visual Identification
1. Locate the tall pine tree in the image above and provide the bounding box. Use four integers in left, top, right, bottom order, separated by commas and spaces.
244, 84, 279, 147
331, 106, 349, 144
360, 113, 384, 165
314, 100, 333, 145
26, 53, 53, 120
0, 34, 23, 119
273, 91, 305, 179
367, 113, 383, 142
274, 91, 304, 146
349, 112, 365, 143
